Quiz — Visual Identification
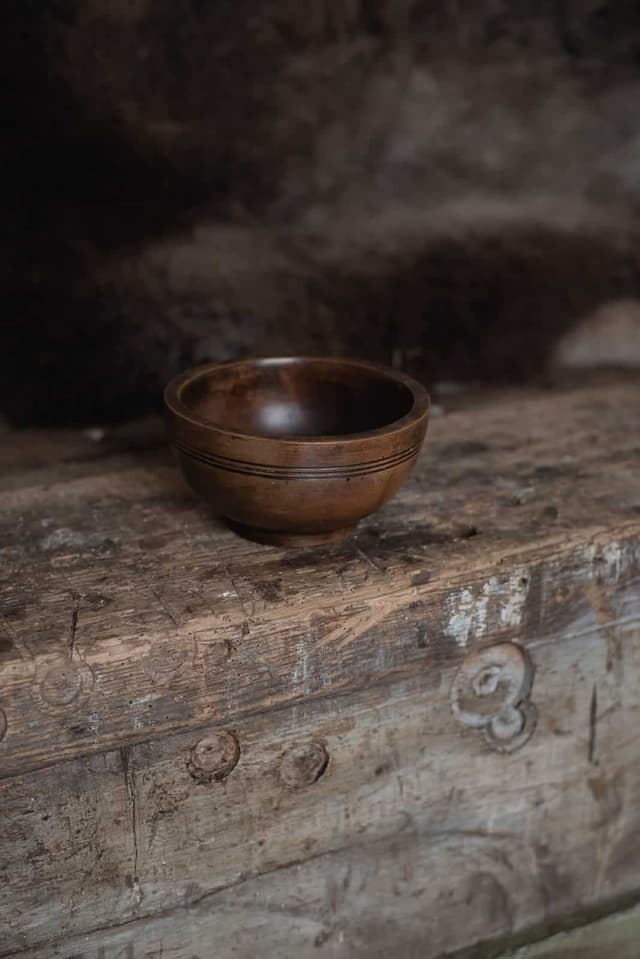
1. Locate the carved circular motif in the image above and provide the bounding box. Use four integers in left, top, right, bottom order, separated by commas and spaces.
451, 642, 536, 753
32, 659, 95, 715
280, 742, 329, 789
187, 732, 240, 783
143, 637, 196, 682
40, 665, 84, 706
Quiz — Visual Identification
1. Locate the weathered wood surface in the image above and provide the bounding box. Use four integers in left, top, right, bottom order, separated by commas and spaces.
1, 382, 640, 958
4, 612, 640, 957
499, 902, 640, 958
1, 383, 639, 778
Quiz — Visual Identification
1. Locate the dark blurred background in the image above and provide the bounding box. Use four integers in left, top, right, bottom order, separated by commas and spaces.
2, 0, 640, 427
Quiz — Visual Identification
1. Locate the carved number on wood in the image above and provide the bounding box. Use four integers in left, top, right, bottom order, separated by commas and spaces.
450, 642, 537, 753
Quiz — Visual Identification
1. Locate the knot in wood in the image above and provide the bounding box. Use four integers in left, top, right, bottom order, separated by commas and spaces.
0, 707, 6, 741
280, 742, 329, 789
451, 642, 536, 753
187, 732, 240, 783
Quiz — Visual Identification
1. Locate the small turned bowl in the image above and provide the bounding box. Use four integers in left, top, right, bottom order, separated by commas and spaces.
164, 357, 430, 546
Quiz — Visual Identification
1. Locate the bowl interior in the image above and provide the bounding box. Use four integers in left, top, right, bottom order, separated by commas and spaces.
179, 359, 416, 439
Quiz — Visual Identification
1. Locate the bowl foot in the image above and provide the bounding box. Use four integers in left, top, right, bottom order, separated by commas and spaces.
224, 519, 357, 547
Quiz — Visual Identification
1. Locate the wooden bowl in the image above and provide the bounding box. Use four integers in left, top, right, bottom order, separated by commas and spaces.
164, 357, 430, 546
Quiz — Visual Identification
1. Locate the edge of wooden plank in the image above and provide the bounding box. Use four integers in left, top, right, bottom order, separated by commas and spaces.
1, 522, 638, 779
496, 901, 640, 959
449, 895, 640, 959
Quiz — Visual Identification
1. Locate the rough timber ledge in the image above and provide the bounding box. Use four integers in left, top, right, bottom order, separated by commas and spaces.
1, 381, 638, 779
0, 379, 639, 958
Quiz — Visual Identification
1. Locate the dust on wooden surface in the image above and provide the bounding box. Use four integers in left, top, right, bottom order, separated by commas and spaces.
1, 382, 639, 776
5, 615, 640, 956
1, 381, 639, 958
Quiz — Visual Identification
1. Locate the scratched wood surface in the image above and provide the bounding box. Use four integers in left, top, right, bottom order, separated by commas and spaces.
1, 382, 640, 958
5, 613, 640, 957
1, 383, 639, 778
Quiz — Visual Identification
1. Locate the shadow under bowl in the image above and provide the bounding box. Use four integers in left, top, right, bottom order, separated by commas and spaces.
164, 356, 430, 546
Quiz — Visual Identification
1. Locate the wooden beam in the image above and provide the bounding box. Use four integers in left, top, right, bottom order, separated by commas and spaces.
1, 384, 639, 779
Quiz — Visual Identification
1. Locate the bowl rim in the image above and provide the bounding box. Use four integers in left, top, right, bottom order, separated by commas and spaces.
164, 356, 430, 445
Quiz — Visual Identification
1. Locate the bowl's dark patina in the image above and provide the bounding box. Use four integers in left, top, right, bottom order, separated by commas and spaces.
164, 357, 430, 545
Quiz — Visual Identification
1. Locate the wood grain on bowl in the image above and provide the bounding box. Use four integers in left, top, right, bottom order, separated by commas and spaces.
164, 357, 430, 546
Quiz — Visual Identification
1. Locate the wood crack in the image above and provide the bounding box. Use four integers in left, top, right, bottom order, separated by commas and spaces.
68, 593, 80, 660
589, 683, 598, 765
120, 746, 143, 910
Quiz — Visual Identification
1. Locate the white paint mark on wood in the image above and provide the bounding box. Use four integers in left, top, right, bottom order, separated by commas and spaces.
445, 588, 478, 646
500, 572, 530, 628
444, 572, 530, 646
292, 638, 312, 694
